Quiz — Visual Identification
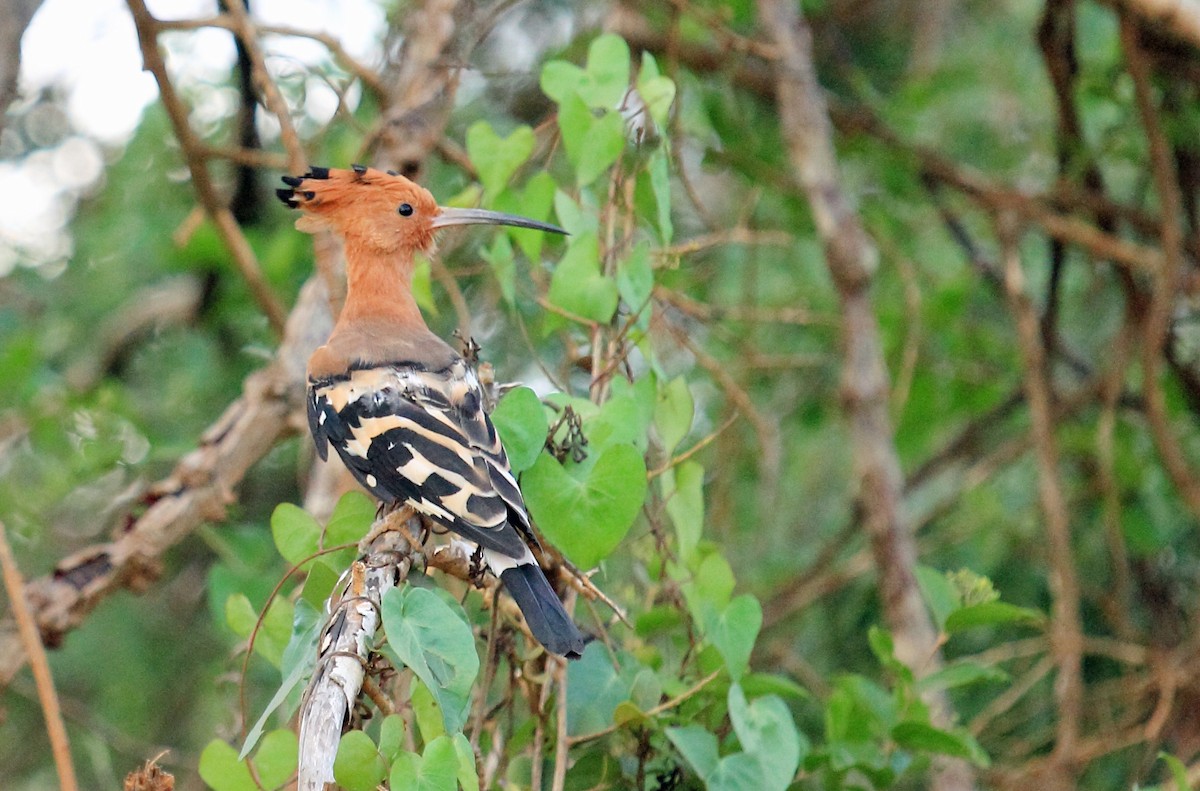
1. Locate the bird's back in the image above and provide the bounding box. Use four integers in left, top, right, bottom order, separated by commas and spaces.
308, 340, 531, 560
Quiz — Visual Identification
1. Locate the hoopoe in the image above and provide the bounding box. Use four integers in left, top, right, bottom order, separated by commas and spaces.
277, 165, 585, 658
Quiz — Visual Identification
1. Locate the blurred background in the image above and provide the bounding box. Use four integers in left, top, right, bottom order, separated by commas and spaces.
1, 0, 1199, 789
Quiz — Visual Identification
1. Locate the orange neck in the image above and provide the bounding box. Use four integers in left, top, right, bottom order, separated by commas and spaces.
336, 244, 426, 331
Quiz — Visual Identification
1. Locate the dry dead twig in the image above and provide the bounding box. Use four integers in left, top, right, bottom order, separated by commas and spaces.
0, 521, 79, 791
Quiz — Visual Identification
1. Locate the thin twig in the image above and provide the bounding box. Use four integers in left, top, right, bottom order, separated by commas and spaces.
220, 0, 307, 174
1121, 18, 1200, 522
126, 0, 288, 334
567, 669, 721, 745
998, 214, 1083, 775
0, 522, 78, 791
648, 412, 739, 479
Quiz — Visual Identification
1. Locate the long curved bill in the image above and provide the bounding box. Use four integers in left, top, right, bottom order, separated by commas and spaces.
431, 207, 567, 234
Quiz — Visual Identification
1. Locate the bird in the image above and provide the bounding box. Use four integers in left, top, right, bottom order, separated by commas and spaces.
276, 165, 586, 659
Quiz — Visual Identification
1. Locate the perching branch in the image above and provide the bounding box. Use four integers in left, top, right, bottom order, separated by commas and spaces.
297, 509, 419, 791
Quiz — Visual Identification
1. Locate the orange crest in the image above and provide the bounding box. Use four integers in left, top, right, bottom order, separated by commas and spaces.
277, 165, 440, 254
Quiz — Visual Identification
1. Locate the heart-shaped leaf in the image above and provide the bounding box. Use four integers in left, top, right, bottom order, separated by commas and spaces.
389, 736, 460, 791
661, 461, 703, 565
270, 502, 321, 567
379, 587, 480, 734
540, 34, 631, 110
522, 443, 647, 569
199, 740, 256, 791
466, 121, 535, 197
728, 684, 805, 789
705, 594, 762, 680
637, 52, 676, 126
334, 731, 387, 791
579, 34, 631, 108
548, 232, 618, 324
491, 386, 548, 473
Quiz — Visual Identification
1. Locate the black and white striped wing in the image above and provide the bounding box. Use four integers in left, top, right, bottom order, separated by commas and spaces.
308, 360, 531, 559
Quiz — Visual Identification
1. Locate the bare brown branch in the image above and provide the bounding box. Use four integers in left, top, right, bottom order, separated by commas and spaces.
127, 0, 289, 334
757, 2, 974, 789
998, 215, 1084, 780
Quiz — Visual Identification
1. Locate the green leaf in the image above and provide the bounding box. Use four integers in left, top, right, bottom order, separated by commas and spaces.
224, 593, 257, 638
581, 34, 632, 108
510, 171, 557, 262
453, 733, 480, 791
1160, 751, 1190, 791
490, 387, 548, 474
553, 189, 599, 237
706, 753, 772, 791
480, 232, 515, 305
299, 560, 340, 608
390, 736, 460, 791
654, 376, 694, 454
741, 673, 810, 701
867, 626, 913, 684
548, 232, 618, 324
466, 121, 535, 197
270, 502, 320, 566
334, 731, 387, 791
666, 725, 719, 780
410, 677, 446, 743
616, 241, 653, 312
240, 600, 321, 759
680, 550, 735, 623
662, 462, 704, 565
412, 254, 437, 316
256, 597, 293, 668
917, 661, 1009, 693
891, 721, 990, 766
253, 729, 298, 788
706, 594, 762, 680
728, 684, 805, 790
540, 60, 587, 105
915, 565, 961, 631
637, 73, 676, 128
379, 586, 480, 734
577, 108, 626, 187
542, 34, 631, 109
325, 491, 376, 546
555, 91, 627, 187
566, 642, 628, 735
378, 714, 407, 763
944, 601, 1045, 633
586, 385, 652, 453
646, 148, 673, 242
198, 740, 256, 791
522, 443, 647, 569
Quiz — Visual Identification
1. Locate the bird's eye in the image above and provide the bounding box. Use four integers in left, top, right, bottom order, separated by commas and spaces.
398, 203, 414, 217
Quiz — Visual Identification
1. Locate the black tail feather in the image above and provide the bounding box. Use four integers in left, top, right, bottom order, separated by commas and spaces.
500, 564, 587, 659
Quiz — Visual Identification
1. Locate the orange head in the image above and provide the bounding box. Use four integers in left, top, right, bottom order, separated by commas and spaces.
276, 165, 564, 256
